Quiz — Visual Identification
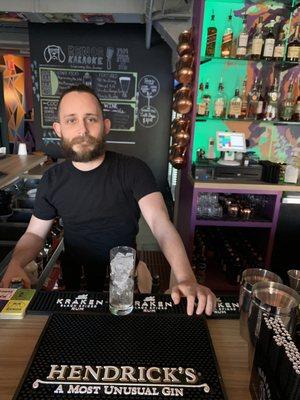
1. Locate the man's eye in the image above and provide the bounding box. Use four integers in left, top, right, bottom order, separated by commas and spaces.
66, 118, 77, 124
87, 117, 98, 123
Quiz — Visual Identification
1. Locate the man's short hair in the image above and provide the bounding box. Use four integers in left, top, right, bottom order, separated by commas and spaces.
56, 84, 103, 117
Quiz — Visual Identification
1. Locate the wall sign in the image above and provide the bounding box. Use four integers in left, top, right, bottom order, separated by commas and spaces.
28, 23, 173, 188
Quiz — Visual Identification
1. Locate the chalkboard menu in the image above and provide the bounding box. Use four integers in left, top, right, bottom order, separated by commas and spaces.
28, 23, 173, 188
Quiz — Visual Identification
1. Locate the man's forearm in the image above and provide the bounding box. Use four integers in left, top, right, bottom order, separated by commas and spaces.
152, 220, 196, 284
10, 232, 45, 269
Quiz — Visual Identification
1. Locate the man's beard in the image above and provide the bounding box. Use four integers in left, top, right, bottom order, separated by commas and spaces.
61, 133, 105, 162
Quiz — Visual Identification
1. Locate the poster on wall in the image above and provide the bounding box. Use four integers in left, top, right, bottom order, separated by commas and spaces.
28, 23, 173, 188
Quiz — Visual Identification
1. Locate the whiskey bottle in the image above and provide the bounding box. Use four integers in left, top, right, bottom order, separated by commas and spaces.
280, 82, 294, 121
273, 30, 285, 61
256, 82, 265, 120
221, 12, 233, 58
197, 83, 206, 116
214, 80, 227, 118
264, 78, 279, 121
262, 20, 275, 60
247, 78, 259, 118
228, 89, 242, 119
202, 81, 211, 116
251, 17, 264, 60
205, 10, 217, 57
236, 14, 249, 59
240, 79, 248, 118
293, 91, 300, 121
286, 25, 300, 62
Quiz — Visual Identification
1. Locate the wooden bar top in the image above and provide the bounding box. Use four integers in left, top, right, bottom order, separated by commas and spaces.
189, 175, 300, 192
0, 155, 47, 189
0, 316, 251, 400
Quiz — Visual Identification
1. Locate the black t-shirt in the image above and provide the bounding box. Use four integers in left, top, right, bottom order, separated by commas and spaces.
34, 151, 158, 266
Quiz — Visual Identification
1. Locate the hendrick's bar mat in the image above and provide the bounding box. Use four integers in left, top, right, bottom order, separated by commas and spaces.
27, 291, 239, 318
13, 313, 227, 399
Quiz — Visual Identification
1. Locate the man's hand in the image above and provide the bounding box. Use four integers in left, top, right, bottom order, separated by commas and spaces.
0, 263, 31, 289
171, 280, 217, 316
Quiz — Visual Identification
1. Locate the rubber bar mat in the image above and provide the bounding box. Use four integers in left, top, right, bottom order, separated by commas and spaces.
27, 292, 239, 318
13, 313, 227, 400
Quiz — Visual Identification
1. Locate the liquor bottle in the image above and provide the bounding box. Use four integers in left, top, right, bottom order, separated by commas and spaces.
197, 83, 206, 116
273, 29, 285, 61
221, 11, 233, 58
205, 10, 217, 57
262, 20, 275, 60
251, 17, 264, 60
214, 80, 227, 118
256, 81, 265, 120
202, 81, 211, 116
247, 78, 259, 118
240, 79, 248, 118
286, 25, 300, 62
236, 14, 249, 59
293, 87, 300, 122
228, 88, 242, 119
264, 78, 279, 121
280, 82, 294, 121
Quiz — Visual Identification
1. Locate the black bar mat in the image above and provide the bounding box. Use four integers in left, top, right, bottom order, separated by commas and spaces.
13, 313, 227, 400
209, 294, 239, 319
27, 291, 239, 319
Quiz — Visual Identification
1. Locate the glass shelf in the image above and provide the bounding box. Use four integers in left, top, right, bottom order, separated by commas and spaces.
200, 56, 299, 66
196, 117, 300, 125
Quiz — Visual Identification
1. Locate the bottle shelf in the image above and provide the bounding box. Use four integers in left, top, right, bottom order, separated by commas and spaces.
195, 218, 273, 228
200, 56, 299, 66
196, 116, 300, 125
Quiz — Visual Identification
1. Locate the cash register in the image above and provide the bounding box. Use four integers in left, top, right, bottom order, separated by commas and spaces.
192, 131, 262, 182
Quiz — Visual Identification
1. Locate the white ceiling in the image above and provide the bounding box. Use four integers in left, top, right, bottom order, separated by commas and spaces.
0, 0, 192, 57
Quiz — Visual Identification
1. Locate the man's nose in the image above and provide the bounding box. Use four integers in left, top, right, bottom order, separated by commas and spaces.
77, 119, 87, 136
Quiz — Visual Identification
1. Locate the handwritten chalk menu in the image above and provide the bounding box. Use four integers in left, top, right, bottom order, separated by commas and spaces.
28, 23, 173, 188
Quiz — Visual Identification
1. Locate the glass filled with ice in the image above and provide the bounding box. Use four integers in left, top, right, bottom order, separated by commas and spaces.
109, 246, 136, 316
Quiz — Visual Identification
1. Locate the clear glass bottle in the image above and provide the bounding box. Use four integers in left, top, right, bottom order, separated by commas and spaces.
251, 17, 264, 60
286, 25, 300, 62
280, 82, 294, 121
205, 10, 217, 57
247, 78, 259, 119
214, 80, 227, 118
264, 78, 279, 121
228, 89, 242, 119
221, 12, 233, 58
262, 20, 275, 60
236, 14, 249, 59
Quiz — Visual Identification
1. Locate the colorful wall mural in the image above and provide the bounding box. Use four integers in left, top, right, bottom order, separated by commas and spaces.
194, 0, 300, 164
2, 55, 25, 143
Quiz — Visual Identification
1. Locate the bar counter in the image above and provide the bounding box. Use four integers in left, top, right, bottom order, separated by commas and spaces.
0, 154, 47, 189
0, 315, 251, 400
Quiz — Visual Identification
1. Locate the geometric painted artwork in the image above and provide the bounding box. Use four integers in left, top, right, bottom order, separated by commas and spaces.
2, 54, 25, 143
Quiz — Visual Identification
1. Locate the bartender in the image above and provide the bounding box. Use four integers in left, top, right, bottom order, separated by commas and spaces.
0, 84, 216, 316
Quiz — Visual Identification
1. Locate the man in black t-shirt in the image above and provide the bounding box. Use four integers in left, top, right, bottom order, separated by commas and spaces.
1, 85, 216, 316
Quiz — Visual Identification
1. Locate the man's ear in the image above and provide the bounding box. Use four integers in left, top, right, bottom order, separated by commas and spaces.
103, 119, 111, 135
53, 122, 62, 137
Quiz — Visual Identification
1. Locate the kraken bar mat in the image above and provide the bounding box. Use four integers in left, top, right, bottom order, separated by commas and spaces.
27, 291, 239, 318
13, 313, 227, 400
209, 294, 239, 319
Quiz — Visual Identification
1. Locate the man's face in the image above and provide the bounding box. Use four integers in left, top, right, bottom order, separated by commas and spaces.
53, 91, 111, 162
